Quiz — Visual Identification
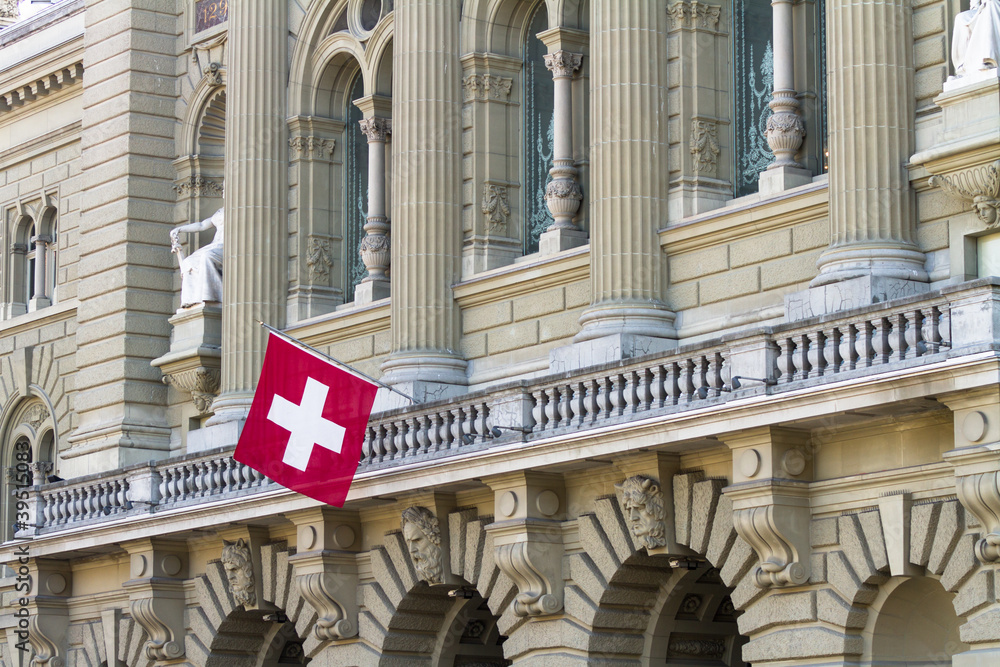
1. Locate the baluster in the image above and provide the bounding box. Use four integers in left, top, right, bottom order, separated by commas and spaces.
415, 414, 430, 455
650, 365, 666, 408
383, 421, 397, 459
541, 387, 558, 427
213, 458, 224, 492
556, 385, 571, 426
73, 487, 84, 518
202, 461, 216, 496
871, 317, 890, 364
854, 320, 874, 367
425, 413, 440, 451
838, 324, 856, 371
166, 466, 179, 498
790, 333, 809, 379
51, 491, 62, 523
709, 353, 724, 396
191, 462, 205, 496
121, 480, 131, 509
823, 328, 840, 375
566, 383, 582, 426
665, 362, 680, 405
696, 357, 709, 397
531, 389, 547, 431
940, 304, 952, 347
622, 371, 638, 414
438, 410, 453, 449
905, 309, 922, 359
392, 418, 406, 457
239, 461, 253, 490
637, 369, 653, 411
474, 403, 487, 443
85, 486, 98, 518
605, 375, 620, 416
677, 359, 693, 402
919, 306, 939, 355
775, 338, 793, 383
450, 407, 464, 449
42, 492, 52, 526
806, 331, 825, 378
890, 312, 907, 361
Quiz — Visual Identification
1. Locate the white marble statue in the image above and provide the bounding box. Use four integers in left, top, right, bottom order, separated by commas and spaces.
170, 207, 224, 308
952, 0, 1000, 79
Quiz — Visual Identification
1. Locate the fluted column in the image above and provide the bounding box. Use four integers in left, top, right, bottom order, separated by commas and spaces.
758, 0, 811, 195
812, 0, 926, 286
576, 0, 675, 344
381, 0, 467, 392
211, 0, 288, 421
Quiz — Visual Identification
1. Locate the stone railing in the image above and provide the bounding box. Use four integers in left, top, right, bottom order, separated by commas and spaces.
20, 280, 999, 535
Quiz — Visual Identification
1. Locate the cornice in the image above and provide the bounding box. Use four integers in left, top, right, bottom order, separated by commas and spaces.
0, 59, 83, 114
453, 246, 590, 308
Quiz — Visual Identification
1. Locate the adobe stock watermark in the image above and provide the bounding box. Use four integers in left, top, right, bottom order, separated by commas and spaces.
10, 439, 33, 660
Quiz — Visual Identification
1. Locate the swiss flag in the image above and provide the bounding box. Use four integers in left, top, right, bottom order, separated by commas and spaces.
234, 332, 378, 507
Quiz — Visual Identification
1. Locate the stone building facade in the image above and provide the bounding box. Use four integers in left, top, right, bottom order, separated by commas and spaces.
0, 0, 998, 665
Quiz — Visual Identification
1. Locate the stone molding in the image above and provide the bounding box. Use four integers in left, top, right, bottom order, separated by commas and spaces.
929, 159, 1000, 229
666, 2, 722, 31
0, 62, 84, 113
480, 183, 510, 233
461, 74, 513, 101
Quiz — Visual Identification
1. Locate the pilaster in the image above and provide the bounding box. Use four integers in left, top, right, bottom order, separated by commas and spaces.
812, 0, 927, 288
211, 0, 288, 423
574, 0, 676, 354
382, 0, 468, 397
68, 0, 181, 473
287, 115, 342, 322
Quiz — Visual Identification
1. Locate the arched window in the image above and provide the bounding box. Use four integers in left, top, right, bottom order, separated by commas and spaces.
2, 401, 55, 542
522, 3, 555, 255
344, 72, 369, 302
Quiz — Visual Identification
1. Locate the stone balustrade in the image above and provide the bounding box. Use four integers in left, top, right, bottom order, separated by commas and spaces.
20, 280, 1000, 535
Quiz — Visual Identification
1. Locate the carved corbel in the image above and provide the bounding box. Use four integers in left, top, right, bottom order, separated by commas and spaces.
727, 479, 811, 588
289, 508, 361, 641
27, 612, 66, 667
22, 560, 71, 667
122, 540, 188, 661
494, 537, 563, 616
956, 471, 1000, 562
129, 597, 184, 660
929, 159, 1000, 228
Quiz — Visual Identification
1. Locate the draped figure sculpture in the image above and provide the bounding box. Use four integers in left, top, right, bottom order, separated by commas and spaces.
952, 0, 1000, 80
171, 207, 224, 308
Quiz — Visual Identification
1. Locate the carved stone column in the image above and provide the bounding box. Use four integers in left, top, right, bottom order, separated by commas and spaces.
211, 0, 288, 424
538, 49, 587, 254
811, 0, 926, 288
355, 114, 392, 304
122, 540, 188, 661
381, 0, 467, 398
758, 0, 811, 195
28, 234, 51, 311
571, 0, 676, 357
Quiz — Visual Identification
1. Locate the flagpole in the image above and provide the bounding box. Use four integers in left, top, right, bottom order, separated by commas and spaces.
256, 321, 419, 404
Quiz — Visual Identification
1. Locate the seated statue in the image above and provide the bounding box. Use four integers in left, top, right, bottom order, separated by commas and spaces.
171, 207, 224, 308
953, 0, 1000, 79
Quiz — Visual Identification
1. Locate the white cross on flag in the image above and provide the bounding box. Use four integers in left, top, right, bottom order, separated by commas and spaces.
234, 332, 378, 507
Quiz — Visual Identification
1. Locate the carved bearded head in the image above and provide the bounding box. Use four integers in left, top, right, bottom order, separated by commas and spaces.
617, 475, 667, 550
401, 506, 443, 585
221, 538, 256, 607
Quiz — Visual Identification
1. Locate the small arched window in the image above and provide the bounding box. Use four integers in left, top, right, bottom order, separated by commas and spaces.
522, 3, 555, 255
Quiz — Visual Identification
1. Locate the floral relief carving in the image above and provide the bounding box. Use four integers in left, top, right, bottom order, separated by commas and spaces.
23, 404, 49, 431
690, 120, 720, 176
203, 62, 224, 87
358, 117, 391, 142
667, 2, 723, 30
543, 51, 583, 79
306, 236, 334, 285
173, 176, 224, 198
481, 184, 511, 232
288, 136, 336, 159
930, 159, 1000, 229
462, 75, 514, 102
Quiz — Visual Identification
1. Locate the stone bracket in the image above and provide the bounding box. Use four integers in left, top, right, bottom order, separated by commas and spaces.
291, 551, 359, 640
125, 584, 186, 661
946, 445, 1000, 563
727, 481, 811, 588
487, 519, 564, 617
26, 599, 68, 667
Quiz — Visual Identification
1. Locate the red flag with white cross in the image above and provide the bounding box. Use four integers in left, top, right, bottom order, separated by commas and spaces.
234, 332, 378, 507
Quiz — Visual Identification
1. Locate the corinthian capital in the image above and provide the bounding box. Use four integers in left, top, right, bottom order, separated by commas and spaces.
359, 117, 392, 142
543, 50, 583, 78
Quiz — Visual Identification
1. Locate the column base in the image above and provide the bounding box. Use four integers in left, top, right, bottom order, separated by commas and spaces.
187, 417, 244, 453
551, 333, 677, 373
785, 274, 929, 321
538, 227, 588, 255
811, 244, 928, 288
379, 353, 468, 408
758, 165, 813, 196
205, 391, 254, 426
28, 296, 51, 312
574, 302, 677, 343
353, 279, 390, 305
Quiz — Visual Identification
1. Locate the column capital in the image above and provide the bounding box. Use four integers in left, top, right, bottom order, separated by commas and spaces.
543, 50, 583, 79
358, 117, 391, 142
30, 234, 52, 246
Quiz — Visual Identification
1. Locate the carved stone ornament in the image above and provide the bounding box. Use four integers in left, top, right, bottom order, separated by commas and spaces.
690, 120, 721, 176
929, 159, 1000, 228
667, 2, 723, 30
733, 505, 809, 587
543, 50, 584, 79
28, 614, 66, 667
0, 0, 18, 19
462, 75, 514, 102
173, 176, 224, 198
130, 598, 184, 660
495, 541, 562, 616
955, 471, 1000, 562
203, 61, 223, 87
288, 136, 336, 159
545, 179, 584, 202
765, 97, 806, 170
23, 403, 49, 431
358, 117, 391, 142
401, 506, 444, 585
668, 638, 726, 659
162, 366, 221, 414
616, 475, 668, 550
481, 184, 511, 232
306, 236, 333, 285
221, 538, 256, 607
297, 573, 355, 640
